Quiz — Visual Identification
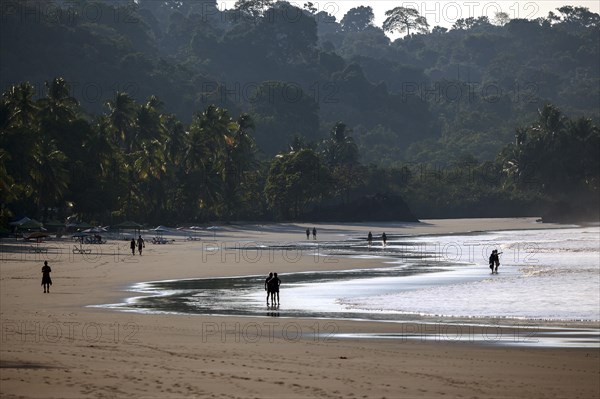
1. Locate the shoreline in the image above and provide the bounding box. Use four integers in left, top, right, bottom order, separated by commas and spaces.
2, 217, 599, 398
101, 269, 600, 330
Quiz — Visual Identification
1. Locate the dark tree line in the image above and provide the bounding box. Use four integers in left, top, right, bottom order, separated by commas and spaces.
3, 1, 598, 166
1, 1, 599, 224
1, 78, 597, 225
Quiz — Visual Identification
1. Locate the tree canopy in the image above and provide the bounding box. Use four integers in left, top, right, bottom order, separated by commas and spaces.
1, 1, 599, 224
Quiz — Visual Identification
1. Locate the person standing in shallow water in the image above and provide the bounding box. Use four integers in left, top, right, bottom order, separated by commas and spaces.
306, 228, 310, 239
367, 231, 373, 247
489, 249, 501, 274
382, 232, 387, 247
265, 272, 273, 305
130, 238, 135, 255
41, 261, 52, 293
270, 273, 281, 305
312, 227, 317, 240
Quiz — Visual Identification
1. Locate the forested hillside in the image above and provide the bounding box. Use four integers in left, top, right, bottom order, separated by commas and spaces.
1, 1, 598, 224
2, 0, 598, 163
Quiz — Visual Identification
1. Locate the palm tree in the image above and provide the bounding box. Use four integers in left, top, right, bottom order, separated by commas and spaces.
106, 92, 139, 217
29, 136, 69, 220
322, 122, 359, 167
38, 78, 82, 160
106, 92, 137, 150
3, 82, 38, 130
2, 83, 39, 203
38, 78, 78, 125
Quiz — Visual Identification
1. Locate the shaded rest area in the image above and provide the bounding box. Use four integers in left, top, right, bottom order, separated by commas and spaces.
151, 225, 173, 244
112, 221, 142, 240
180, 225, 202, 241
43, 220, 66, 237
9, 217, 44, 238
8, 218, 49, 253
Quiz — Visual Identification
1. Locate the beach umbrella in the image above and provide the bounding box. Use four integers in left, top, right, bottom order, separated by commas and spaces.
75, 222, 94, 230
153, 225, 169, 240
43, 220, 65, 231
25, 232, 50, 240
113, 221, 142, 238
18, 219, 44, 230
207, 225, 218, 239
9, 217, 31, 226
83, 227, 106, 233
114, 221, 143, 229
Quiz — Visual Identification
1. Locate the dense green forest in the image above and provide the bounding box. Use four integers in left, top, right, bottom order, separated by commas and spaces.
1, 1, 598, 224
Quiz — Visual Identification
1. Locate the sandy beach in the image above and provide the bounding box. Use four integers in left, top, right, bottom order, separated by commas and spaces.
1, 218, 599, 398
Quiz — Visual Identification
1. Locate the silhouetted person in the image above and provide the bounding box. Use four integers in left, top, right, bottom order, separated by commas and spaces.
382, 232, 387, 247
489, 249, 501, 274
270, 273, 281, 305
130, 238, 136, 255
312, 227, 317, 240
306, 228, 310, 239
137, 235, 145, 255
41, 261, 52, 293
265, 272, 273, 305
367, 231, 373, 247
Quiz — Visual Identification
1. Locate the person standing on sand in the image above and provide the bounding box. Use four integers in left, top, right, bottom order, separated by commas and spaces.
306, 228, 310, 239
367, 231, 373, 247
312, 227, 317, 240
130, 238, 136, 255
382, 232, 387, 247
41, 261, 52, 293
265, 272, 273, 305
137, 235, 145, 256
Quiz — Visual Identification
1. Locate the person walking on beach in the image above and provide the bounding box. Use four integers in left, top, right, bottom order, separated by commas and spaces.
41, 261, 52, 293
130, 238, 136, 255
265, 272, 273, 305
312, 227, 317, 240
270, 272, 281, 305
489, 249, 501, 274
137, 235, 145, 256
382, 232, 387, 247
306, 228, 310, 239
367, 231, 373, 247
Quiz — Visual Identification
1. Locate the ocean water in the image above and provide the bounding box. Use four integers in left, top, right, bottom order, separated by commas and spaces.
339, 227, 600, 321
109, 226, 599, 323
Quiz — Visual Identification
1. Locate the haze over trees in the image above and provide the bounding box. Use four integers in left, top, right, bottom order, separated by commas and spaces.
1, 1, 598, 224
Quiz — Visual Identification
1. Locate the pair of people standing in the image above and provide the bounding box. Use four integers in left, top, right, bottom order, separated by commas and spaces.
130, 235, 145, 255
367, 232, 387, 247
306, 228, 317, 240
264, 272, 281, 306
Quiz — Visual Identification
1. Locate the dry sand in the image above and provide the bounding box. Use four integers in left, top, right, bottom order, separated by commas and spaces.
1, 218, 598, 398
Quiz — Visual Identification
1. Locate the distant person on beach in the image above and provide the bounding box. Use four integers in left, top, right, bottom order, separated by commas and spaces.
137, 235, 145, 256
270, 273, 281, 305
130, 238, 136, 255
306, 228, 310, 239
382, 232, 387, 246
265, 272, 273, 305
489, 249, 501, 274
41, 261, 52, 293
312, 227, 317, 240
367, 231, 373, 247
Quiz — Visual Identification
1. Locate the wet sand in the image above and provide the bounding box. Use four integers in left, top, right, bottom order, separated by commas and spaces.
1, 218, 598, 398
